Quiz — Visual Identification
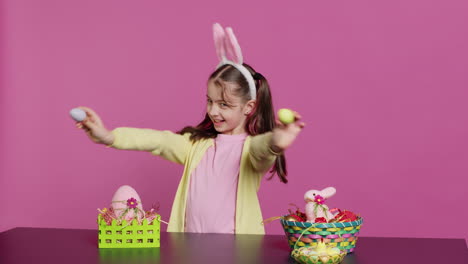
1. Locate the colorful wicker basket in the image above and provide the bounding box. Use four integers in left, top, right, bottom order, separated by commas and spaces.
97, 215, 161, 248
281, 217, 363, 253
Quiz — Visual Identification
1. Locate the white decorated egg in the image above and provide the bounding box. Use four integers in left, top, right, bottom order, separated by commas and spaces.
111, 185, 144, 221
70, 108, 87, 122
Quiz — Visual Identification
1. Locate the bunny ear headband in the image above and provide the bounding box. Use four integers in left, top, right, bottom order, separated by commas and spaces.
213, 23, 257, 100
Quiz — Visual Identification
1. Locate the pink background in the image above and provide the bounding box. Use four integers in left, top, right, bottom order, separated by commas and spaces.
1, 0, 467, 244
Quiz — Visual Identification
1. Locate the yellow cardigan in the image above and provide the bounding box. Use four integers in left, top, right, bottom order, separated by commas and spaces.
110, 127, 278, 234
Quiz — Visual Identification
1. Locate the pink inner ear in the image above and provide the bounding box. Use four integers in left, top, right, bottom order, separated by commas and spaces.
213, 23, 227, 61
225, 27, 243, 64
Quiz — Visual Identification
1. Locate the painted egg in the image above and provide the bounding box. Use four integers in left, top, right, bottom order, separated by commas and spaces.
111, 185, 144, 221
70, 108, 87, 122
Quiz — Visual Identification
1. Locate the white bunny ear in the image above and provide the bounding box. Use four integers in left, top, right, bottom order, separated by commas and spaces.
211, 23, 257, 100
224, 27, 243, 64
321, 187, 337, 199
213, 23, 227, 62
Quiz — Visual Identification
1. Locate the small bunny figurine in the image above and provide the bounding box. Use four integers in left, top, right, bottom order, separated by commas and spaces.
304, 187, 337, 223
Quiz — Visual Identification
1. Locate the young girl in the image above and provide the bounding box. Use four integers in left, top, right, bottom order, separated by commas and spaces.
75, 23, 305, 234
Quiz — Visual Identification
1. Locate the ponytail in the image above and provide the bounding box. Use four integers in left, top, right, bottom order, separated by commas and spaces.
244, 66, 288, 183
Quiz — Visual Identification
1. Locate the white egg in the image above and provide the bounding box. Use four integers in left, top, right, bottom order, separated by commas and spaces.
70, 108, 87, 122
111, 185, 144, 221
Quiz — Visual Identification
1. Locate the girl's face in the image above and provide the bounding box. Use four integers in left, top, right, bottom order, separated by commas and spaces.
206, 80, 255, 135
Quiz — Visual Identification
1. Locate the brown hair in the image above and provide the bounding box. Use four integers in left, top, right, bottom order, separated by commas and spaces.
177, 63, 288, 183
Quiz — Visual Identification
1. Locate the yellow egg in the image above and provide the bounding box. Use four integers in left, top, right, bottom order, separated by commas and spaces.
278, 108, 295, 124
327, 247, 341, 256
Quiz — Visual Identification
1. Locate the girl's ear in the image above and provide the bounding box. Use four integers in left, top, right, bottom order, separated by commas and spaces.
244, 100, 256, 115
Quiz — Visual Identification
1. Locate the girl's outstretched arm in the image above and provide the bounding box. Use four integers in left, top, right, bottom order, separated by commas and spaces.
75, 106, 115, 145
271, 111, 305, 151
249, 132, 278, 173
249, 111, 305, 173
75, 106, 191, 165
110, 127, 191, 165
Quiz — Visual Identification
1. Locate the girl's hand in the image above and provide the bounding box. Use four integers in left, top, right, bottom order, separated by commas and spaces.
75, 106, 115, 145
271, 111, 305, 151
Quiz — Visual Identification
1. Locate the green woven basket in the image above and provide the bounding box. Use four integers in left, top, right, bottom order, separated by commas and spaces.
97, 215, 161, 248
281, 217, 363, 253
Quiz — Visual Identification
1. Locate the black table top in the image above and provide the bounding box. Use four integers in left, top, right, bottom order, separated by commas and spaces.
0, 227, 466, 264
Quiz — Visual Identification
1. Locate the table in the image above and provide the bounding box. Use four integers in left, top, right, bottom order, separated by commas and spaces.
0, 227, 466, 264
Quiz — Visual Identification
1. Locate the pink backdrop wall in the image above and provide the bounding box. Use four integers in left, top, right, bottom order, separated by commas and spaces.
1, 0, 467, 243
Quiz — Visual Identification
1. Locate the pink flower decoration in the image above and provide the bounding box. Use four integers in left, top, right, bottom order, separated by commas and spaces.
127, 197, 138, 209
314, 195, 325, 205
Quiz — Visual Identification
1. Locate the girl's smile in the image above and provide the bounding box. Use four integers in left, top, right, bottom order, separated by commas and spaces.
212, 119, 225, 125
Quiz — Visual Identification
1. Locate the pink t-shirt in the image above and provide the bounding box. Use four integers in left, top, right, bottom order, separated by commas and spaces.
184, 133, 247, 233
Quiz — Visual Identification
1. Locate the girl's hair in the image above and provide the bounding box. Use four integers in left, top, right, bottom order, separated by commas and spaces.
177, 63, 287, 183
